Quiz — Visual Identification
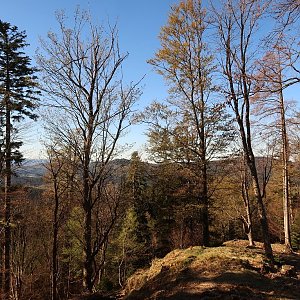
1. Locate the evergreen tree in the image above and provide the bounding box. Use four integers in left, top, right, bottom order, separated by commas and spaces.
0, 20, 39, 299
291, 211, 300, 250
125, 152, 151, 263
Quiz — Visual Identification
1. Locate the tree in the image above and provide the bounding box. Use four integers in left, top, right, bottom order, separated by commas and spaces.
147, 0, 234, 246
254, 44, 295, 252
126, 152, 151, 254
213, 0, 274, 260
44, 143, 76, 300
37, 10, 140, 293
0, 20, 39, 299
116, 152, 151, 287
239, 156, 255, 246
274, 0, 300, 25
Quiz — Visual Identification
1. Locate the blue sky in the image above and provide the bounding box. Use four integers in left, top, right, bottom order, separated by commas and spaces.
1, 0, 183, 159
1, 1, 299, 160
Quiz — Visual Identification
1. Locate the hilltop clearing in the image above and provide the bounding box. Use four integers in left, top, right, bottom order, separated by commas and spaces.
122, 240, 300, 299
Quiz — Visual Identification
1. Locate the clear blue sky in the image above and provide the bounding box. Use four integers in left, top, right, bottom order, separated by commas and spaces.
1, 1, 299, 160
1, 0, 183, 159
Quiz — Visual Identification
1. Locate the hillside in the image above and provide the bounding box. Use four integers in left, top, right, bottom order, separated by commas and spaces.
122, 240, 300, 299
11, 158, 132, 186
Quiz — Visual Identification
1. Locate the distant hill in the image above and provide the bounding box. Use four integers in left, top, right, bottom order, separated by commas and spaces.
12, 159, 47, 186
11, 158, 132, 186
10, 156, 284, 188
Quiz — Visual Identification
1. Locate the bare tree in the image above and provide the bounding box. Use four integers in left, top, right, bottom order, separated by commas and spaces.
213, 0, 274, 260
253, 39, 296, 252
37, 10, 140, 293
274, 0, 300, 25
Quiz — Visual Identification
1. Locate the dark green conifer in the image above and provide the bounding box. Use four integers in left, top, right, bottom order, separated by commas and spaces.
0, 20, 39, 299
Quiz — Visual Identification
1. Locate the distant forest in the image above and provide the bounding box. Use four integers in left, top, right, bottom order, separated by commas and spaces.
1, 0, 300, 299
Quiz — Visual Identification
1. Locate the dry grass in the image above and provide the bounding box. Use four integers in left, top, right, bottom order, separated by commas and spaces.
124, 240, 300, 299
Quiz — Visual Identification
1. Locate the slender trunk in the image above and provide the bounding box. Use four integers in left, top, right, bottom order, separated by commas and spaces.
234, 71, 273, 261
250, 164, 273, 260
245, 198, 254, 246
199, 92, 209, 247
66, 258, 71, 299
83, 156, 93, 292
279, 85, 293, 252
241, 160, 254, 246
83, 206, 93, 292
52, 225, 58, 300
82, 111, 94, 293
201, 162, 209, 246
52, 179, 59, 300
236, 106, 273, 260
4, 98, 12, 300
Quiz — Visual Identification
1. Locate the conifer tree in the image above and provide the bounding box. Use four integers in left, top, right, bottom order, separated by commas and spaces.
125, 152, 151, 264
0, 20, 39, 299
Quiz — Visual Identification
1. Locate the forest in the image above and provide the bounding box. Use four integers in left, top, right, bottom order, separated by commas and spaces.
0, 0, 300, 299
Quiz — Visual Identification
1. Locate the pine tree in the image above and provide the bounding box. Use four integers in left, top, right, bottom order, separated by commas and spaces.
126, 152, 151, 263
0, 20, 39, 299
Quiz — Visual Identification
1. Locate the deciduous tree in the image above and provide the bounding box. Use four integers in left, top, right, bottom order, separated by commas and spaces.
37, 10, 140, 293
254, 43, 296, 252
213, 0, 274, 260
147, 0, 234, 246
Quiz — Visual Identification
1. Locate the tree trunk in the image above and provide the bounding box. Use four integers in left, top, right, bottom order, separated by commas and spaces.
238, 113, 273, 261
279, 84, 293, 252
241, 160, 254, 246
4, 105, 11, 300
245, 200, 254, 247
4, 186, 11, 300
82, 126, 94, 292
83, 149, 93, 293
250, 162, 273, 260
200, 91, 209, 247
52, 178, 59, 300
83, 205, 93, 292
235, 74, 274, 261
201, 162, 209, 246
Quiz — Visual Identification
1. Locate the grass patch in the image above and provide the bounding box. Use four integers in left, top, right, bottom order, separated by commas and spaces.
124, 240, 300, 299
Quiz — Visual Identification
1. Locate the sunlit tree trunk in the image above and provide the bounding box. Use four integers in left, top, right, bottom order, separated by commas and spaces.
278, 73, 293, 252
240, 159, 254, 247
255, 40, 295, 252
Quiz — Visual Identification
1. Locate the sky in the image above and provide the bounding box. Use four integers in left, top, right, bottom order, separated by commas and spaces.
1, 1, 299, 160
0, 0, 184, 159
